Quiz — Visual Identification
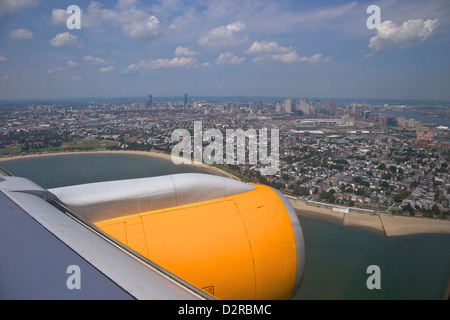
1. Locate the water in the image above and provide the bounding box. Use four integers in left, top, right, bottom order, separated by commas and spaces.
0, 153, 208, 189
2, 153, 449, 300
295, 216, 450, 300
381, 109, 450, 127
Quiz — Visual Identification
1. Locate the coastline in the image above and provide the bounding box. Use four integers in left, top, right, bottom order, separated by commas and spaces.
1, 150, 450, 237
0, 150, 239, 180
290, 199, 450, 237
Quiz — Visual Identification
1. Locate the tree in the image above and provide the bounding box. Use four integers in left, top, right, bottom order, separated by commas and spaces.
434, 191, 440, 202
21, 142, 30, 152
382, 173, 392, 180
432, 204, 441, 215
319, 190, 336, 203
293, 186, 309, 197
410, 180, 419, 188
299, 187, 310, 197
403, 202, 414, 215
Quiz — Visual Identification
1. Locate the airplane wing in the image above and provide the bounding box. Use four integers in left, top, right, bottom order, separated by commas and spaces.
0, 169, 305, 300
0, 169, 211, 300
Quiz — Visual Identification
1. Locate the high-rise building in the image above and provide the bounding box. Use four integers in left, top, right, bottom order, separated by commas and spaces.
146, 94, 153, 108
299, 99, 310, 114
408, 118, 418, 128
313, 100, 323, 114
327, 99, 336, 115
397, 117, 406, 127
184, 93, 188, 106
275, 102, 281, 113
285, 99, 295, 113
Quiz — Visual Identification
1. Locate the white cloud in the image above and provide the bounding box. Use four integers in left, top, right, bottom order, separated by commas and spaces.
51, 8, 68, 25
124, 55, 196, 73
299, 54, 323, 65
369, 19, 440, 53
117, 0, 139, 10
49, 32, 79, 48
10, 28, 33, 40
175, 46, 196, 57
99, 66, 115, 72
72, 76, 83, 81
121, 14, 160, 41
47, 67, 67, 74
138, 57, 195, 70
51, 3, 160, 42
83, 55, 107, 64
193, 0, 367, 38
67, 60, 78, 68
198, 21, 248, 47
151, 0, 184, 18
215, 52, 245, 65
0, 0, 39, 17
245, 41, 290, 55
0, 56, 6, 62
245, 41, 323, 65
122, 64, 140, 75
92, 4, 161, 41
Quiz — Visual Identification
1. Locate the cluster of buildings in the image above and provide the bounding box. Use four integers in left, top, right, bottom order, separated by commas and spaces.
276, 131, 448, 216
0, 96, 448, 217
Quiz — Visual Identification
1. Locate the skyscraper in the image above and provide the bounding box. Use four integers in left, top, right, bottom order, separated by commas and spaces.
184, 93, 188, 106
327, 99, 336, 115
285, 99, 295, 114
299, 99, 310, 114
146, 94, 153, 108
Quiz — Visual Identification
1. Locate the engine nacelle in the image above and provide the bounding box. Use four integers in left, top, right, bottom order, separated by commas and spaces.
50, 174, 305, 300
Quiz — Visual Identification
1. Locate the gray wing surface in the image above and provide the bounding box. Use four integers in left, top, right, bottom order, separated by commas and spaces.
0, 173, 210, 300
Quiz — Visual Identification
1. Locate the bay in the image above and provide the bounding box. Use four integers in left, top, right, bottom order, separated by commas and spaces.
381, 109, 450, 127
1, 153, 449, 300
0, 153, 208, 189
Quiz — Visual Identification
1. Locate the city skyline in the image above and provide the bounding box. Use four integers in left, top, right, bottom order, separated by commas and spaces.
0, 0, 449, 101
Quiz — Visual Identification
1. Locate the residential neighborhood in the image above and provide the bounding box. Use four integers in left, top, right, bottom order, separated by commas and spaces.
1, 97, 448, 218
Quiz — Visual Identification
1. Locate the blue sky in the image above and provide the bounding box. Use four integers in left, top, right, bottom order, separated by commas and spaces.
0, 0, 449, 101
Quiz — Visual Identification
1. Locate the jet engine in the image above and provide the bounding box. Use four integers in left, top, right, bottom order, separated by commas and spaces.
50, 173, 305, 300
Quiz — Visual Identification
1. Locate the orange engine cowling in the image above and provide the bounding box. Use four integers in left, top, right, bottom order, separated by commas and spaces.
50, 174, 305, 300
95, 184, 305, 300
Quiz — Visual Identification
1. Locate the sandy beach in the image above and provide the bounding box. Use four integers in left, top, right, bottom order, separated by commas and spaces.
289, 198, 450, 237
2, 150, 450, 237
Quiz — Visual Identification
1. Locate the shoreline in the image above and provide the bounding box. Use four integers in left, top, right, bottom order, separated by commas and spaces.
0, 150, 239, 180
2, 150, 450, 237
290, 199, 450, 237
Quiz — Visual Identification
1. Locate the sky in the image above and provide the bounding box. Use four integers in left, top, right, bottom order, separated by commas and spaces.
0, 0, 449, 101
